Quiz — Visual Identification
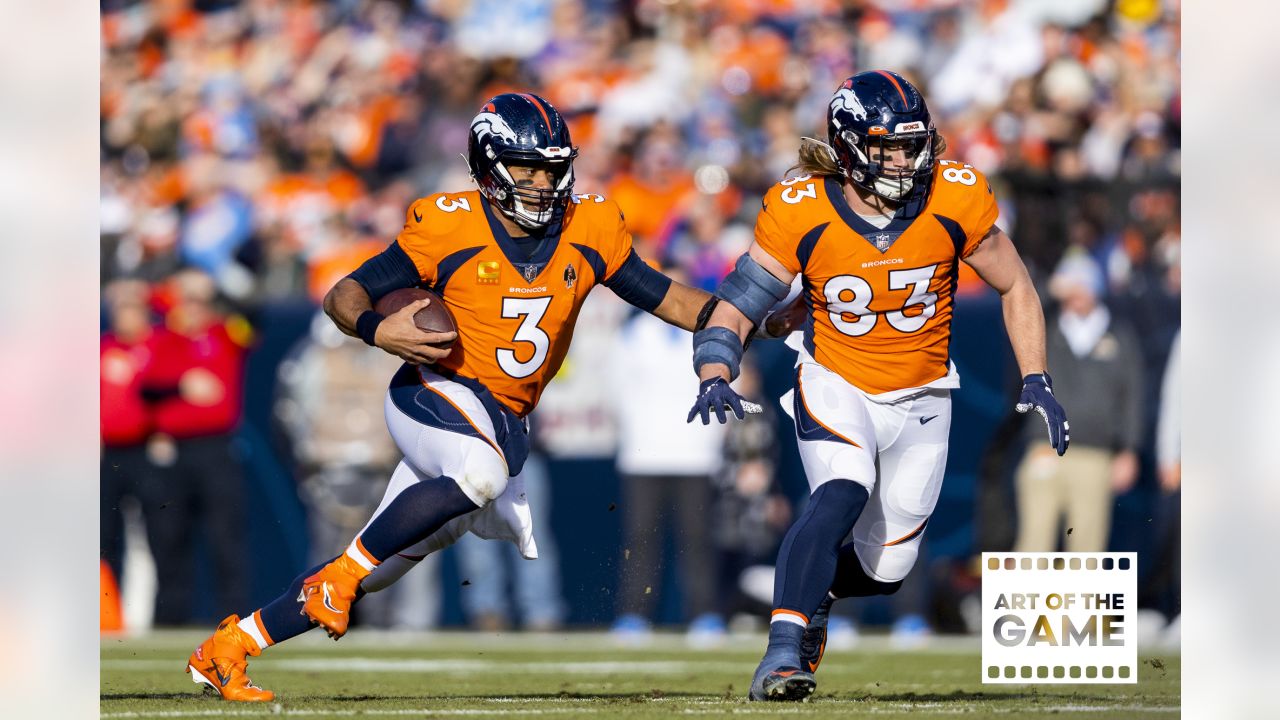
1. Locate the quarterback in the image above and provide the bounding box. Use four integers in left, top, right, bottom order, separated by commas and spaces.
687, 71, 1070, 701
185, 93, 716, 701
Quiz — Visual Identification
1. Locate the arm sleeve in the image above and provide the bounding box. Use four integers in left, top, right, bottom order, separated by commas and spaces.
752, 196, 802, 276
604, 249, 672, 313
346, 241, 423, 302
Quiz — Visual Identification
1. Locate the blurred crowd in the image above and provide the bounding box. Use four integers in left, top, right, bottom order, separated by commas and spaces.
100, 0, 1181, 644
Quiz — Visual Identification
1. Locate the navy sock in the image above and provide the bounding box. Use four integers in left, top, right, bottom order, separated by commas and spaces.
257, 558, 333, 645
759, 620, 806, 669
358, 475, 480, 561
830, 542, 904, 597
773, 480, 869, 622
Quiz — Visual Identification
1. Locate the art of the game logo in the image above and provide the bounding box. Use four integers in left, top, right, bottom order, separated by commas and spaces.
981, 553, 1137, 684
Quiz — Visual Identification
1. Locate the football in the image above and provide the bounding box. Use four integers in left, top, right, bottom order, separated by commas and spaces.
374, 287, 457, 345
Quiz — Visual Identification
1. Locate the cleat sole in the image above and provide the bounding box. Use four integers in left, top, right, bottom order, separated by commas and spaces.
752, 673, 816, 702
187, 665, 219, 695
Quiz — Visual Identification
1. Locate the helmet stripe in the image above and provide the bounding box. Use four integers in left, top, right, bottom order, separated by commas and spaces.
520, 93, 554, 136
875, 70, 910, 109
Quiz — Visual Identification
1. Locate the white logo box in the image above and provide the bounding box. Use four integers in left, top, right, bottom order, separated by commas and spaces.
981, 552, 1137, 684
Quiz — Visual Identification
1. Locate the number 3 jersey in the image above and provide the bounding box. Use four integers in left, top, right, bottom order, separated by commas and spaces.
394, 191, 635, 417
755, 164, 999, 398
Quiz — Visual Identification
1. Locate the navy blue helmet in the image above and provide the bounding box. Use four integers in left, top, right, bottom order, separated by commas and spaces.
827, 70, 937, 203
466, 93, 578, 229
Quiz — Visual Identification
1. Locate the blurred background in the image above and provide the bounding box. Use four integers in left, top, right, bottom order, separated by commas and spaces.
98, 0, 1180, 649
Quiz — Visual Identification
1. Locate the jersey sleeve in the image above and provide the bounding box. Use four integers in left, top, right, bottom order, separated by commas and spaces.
599, 198, 635, 282
394, 198, 440, 284
960, 169, 1001, 258
752, 186, 803, 276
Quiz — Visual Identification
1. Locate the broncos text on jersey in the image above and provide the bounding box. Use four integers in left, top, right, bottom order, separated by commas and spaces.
755, 161, 1000, 396
395, 191, 632, 417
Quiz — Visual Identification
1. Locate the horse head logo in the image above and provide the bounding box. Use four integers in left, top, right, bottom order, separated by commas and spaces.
830, 88, 869, 127
472, 111, 520, 149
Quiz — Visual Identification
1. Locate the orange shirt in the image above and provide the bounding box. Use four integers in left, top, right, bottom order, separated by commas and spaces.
396, 191, 634, 417
754, 163, 1000, 395
607, 172, 695, 247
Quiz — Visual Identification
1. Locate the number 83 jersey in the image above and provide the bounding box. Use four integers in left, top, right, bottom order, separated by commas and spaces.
755, 162, 999, 397
395, 190, 633, 417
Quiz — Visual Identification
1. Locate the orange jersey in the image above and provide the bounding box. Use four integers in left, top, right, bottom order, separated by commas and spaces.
755, 163, 999, 395
395, 191, 633, 417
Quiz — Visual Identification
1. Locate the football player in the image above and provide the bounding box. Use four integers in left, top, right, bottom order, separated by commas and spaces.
687, 71, 1070, 701
186, 92, 719, 701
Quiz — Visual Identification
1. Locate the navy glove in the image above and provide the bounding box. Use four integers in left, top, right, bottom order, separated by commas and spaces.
1016, 373, 1070, 456
687, 377, 746, 425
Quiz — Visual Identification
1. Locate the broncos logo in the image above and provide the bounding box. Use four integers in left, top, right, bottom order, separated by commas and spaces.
472, 111, 519, 147
830, 88, 869, 127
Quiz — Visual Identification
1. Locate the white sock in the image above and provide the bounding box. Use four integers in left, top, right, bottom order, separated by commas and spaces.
237, 612, 270, 651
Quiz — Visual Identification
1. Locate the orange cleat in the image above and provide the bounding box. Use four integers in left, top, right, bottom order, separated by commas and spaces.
300, 553, 371, 639
185, 615, 274, 702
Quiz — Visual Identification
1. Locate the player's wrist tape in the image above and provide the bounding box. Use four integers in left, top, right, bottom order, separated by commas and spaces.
356, 310, 386, 346
715, 254, 791, 326
693, 326, 744, 381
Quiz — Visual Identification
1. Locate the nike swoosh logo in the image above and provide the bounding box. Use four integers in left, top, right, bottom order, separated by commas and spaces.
412, 208, 423, 223
920, 415, 939, 425
322, 583, 345, 614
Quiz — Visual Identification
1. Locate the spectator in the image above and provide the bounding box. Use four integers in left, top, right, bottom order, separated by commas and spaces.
100, 279, 159, 586
1147, 329, 1180, 646
607, 125, 695, 254
141, 269, 252, 625
658, 193, 752, 293
708, 362, 790, 627
608, 280, 726, 646
1013, 250, 1143, 553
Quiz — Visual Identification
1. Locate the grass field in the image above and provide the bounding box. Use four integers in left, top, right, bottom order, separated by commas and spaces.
102, 631, 1180, 719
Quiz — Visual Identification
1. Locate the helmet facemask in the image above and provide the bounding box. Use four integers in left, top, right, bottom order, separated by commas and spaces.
839, 129, 935, 203
489, 157, 576, 230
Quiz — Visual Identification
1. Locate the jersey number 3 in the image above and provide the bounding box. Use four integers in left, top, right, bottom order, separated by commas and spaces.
824, 265, 939, 336
496, 297, 552, 378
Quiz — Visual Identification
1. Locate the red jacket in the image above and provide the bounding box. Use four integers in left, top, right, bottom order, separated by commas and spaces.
148, 322, 248, 439
100, 332, 155, 447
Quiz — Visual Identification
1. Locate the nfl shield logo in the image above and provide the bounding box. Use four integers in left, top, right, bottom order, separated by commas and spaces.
520, 264, 540, 283
874, 233, 892, 251
563, 264, 577, 289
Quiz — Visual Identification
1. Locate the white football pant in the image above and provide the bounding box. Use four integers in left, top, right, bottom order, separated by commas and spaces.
783, 359, 950, 584
361, 369, 538, 594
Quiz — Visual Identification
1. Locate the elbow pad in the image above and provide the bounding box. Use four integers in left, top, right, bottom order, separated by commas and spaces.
715, 254, 791, 327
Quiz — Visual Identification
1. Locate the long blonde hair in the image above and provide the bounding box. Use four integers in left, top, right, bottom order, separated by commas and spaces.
787, 134, 949, 179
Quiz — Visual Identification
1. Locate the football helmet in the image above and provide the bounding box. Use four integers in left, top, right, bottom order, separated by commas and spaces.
826, 71, 937, 203
466, 93, 578, 230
